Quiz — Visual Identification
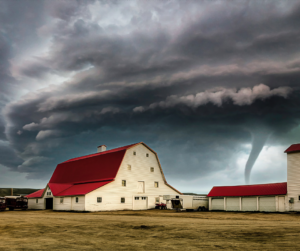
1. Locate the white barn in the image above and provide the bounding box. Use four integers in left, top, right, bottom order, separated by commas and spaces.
26, 142, 181, 211
208, 143, 300, 212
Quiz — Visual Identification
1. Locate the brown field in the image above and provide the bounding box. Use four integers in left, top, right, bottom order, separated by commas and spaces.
1, 209, 300, 250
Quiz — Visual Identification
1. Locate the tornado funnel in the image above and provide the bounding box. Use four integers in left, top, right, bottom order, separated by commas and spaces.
245, 131, 270, 184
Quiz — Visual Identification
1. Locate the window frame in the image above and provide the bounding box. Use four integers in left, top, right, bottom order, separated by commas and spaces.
150, 167, 154, 172
121, 197, 125, 203
154, 181, 159, 188
122, 180, 126, 187
146, 153, 149, 157
135, 197, 139, 200
75, 197, 79, 203
127, 164, 131, 171
133, 151, 136, 155
60, 198, 63, 204
36, 199, 38, 204
97, 197, 102, 203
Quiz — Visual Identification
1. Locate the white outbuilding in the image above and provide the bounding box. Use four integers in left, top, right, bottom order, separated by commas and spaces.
208, 143, 300, 212
26, 142, 181, 211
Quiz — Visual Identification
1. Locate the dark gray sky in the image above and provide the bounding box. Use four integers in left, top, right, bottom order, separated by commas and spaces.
1, 0, 300, 193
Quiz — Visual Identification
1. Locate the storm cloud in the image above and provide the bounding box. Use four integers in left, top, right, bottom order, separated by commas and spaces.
1, 0, 300, 191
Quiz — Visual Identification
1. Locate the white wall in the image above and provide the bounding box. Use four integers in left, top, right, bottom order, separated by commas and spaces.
53, 197, 72, 211
53, 196, 85, 211
287, 152, 300, 211
209, 195, 287, 212
28, 198, 45, 210
85, 144, 180, 211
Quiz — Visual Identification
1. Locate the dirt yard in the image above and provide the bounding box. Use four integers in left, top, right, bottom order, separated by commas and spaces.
1, 209, 300, 250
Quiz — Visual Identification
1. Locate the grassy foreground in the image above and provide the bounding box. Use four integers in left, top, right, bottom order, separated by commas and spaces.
1, 209, 300, 250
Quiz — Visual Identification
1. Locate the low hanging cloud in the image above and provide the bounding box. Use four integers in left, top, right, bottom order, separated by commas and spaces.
134, 84, 292, 112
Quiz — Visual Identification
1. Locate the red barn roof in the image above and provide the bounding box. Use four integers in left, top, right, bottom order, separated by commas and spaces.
284, 144, 300, 153
208, 182, 287, 197
27, 142, 181, 198
26, 189, 45, 198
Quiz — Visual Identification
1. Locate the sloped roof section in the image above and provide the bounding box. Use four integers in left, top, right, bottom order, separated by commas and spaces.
284, 144, 300, 153
49, 150, 127, 184
208, 182, 287, 197
56, 181, 112, 196
26, 189, 45, 198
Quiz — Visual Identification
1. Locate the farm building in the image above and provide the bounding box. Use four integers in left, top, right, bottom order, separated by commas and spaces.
208, 143, 300, 212
26, 142, 181, 211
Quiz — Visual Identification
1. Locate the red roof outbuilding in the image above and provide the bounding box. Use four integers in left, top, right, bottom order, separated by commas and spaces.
208, 182, 287, 197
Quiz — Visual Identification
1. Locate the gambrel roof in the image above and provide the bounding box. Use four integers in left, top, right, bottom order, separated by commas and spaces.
27, 142, 181, 198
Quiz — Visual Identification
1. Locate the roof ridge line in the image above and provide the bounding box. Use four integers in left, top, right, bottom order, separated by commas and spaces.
212, 182, 287, 188
74, 179, 114, 185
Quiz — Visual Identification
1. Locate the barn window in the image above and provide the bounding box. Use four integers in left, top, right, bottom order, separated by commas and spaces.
60, 198, 63, 204
146, 153, 149, 157
135, 197, 139, 200
97, 197, 102, 203
150, 167, 154, 172
133, 151, 136, 155
122, 180, 126, 187
154, 182, 159, 188
76, 197, 79, 203
121, 197, 125, 203
142, 197, 147, 200
36, 199, 38, 203
155, 197, 159, 203
127, 164, 131, 170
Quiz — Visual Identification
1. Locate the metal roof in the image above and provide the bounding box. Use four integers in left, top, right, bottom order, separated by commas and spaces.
284, 144, 300, 153
27, 142, 181, 198
26, 189, 45, 198
207, 182, 287, 197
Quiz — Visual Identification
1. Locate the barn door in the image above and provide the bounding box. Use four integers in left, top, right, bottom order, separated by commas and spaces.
278, 197, 285, 212
259, 197, 276, 212
137, 181, 144, 193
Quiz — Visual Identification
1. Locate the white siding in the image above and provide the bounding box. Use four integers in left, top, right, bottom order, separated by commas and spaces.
226, 197, 240, 211
287, 152, 300, 211
278, 196, 285, 212
53, 197, 72, 211
85, 144, 180, 211
211, 198, 224, 210
44, 186, 53, 199
242, 197, 257, 211
28, 198, 45, 210
259, 197, 276, 212
71, 196, 85, 211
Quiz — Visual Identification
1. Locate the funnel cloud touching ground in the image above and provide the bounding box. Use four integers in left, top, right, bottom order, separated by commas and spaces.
1, 0, 300, 192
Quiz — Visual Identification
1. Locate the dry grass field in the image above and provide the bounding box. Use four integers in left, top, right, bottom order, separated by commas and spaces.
1, 209, 300, 250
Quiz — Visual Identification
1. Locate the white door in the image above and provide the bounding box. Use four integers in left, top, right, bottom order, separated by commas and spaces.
133, 196, 147, 210
226, 197, 240, 211
259, 197, 276, 212
211, 198, 224, 210
242, 197, 257, 211
137, 181, 144, 193
278, 197, 285, 212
